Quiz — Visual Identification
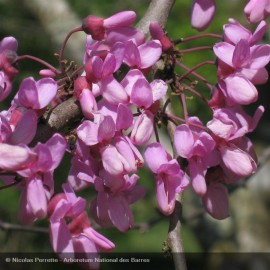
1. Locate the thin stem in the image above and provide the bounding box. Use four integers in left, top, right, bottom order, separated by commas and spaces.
70, 64, 85, 79
183, 84, 209, 104
161, 112, 185, 124
16, 55, 61, 75
177, 46, 212, 54
0, 219, 49, 234
154, 118, 160, 143
58, 26, 83, 70
176, 60, 213, 90
178, 61, 215, 81
133, 214, 165, 232
0, 178, 22, 191
174, 33, 223, 44
163, 112, 208, 131
180, 93, 188, 123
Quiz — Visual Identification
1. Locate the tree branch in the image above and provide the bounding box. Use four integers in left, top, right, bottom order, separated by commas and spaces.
33, 97, 82, 143
136, 0, 175, 33
0, 219, 48, 234
160, 97, 187, 270
137, 1, 187, 269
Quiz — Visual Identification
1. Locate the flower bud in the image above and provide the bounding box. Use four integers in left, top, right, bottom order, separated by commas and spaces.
0, 50, 18, 78
191, 0, 216, 31
79, 89, 97, 119
82, 16, 105, 40
39, 69, 56, 78
149, 22, 173, 52
130, 111, 154, 146
74, 76, 92, 100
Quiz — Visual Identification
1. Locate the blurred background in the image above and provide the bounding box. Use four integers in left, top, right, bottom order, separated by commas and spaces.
1, 0, 270, 269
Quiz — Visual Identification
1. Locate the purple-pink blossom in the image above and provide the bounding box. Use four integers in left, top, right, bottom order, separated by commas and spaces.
244, 0, 270, 23
191, 0, 216, 31
17, 134, 66, 224
91, 172, 146, 231
48, 183, 114, 269
145, 142, 189, 215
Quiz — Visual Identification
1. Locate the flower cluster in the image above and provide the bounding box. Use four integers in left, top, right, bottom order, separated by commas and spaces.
0, 10, 187, 268
174, 5, 270, 219
0, 2, 269, 269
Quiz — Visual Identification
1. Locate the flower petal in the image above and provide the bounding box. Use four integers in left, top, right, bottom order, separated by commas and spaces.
151, 79, 168, 102
174, 124, 194, 158
144, 142, 171, 173
191, 0, 216, 31
131, 78, 153, 108
202, 182, 230, 220
104, 11, 136, 28
0, 143, 36, 170
156, 175, 176, 215
222, 75, 258, 105
138, 40, 162, 68
220, 143, 257, 177
116, 104, 133, 131
77, 120, 99, 145
26, 178, 47, 219
108, 195, 134, 232
50, 220, 74, 255
35, 78, 57, 109
213, 42, 234, 67
189, 159, 207, 196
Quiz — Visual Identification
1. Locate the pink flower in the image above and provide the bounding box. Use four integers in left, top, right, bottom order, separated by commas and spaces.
207, 105, 264, 140
97, 75, 129, 105
39, 69, 56, 78
115, 103, 133, 131
106, 27, 145, 47
214, 39, 270, 86
91, 173, 146, 232
49, 183, 114, 269
202, 167, 230, 220
174, 118, 217, 195
223, 19, 267, 46
94, 101, 134, 131
244, 0, 270, 23
15, 77, 58, 110
4, 107, 38, 145
0, 36, 18, 79
100, 135, 141, 176
130, 111, 154, 146
219, 74, 258, 105
18, 134, 66, 224
0, 36, 18, 54
74, 76, 97, 119
149, 22, 173, 52
123, 40, 162, 69
68, 139, 98, 191
121, 69, 167, 104
218, 137, 257, 178
0, 143, 36, 171
77, 115, 115, 146
207, 108, 260, 178
191, 0, 216, 31
82, 11, 137, 40
145, 143, 189, 215
0, 71, 12, 101
85, 52, 123, 83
